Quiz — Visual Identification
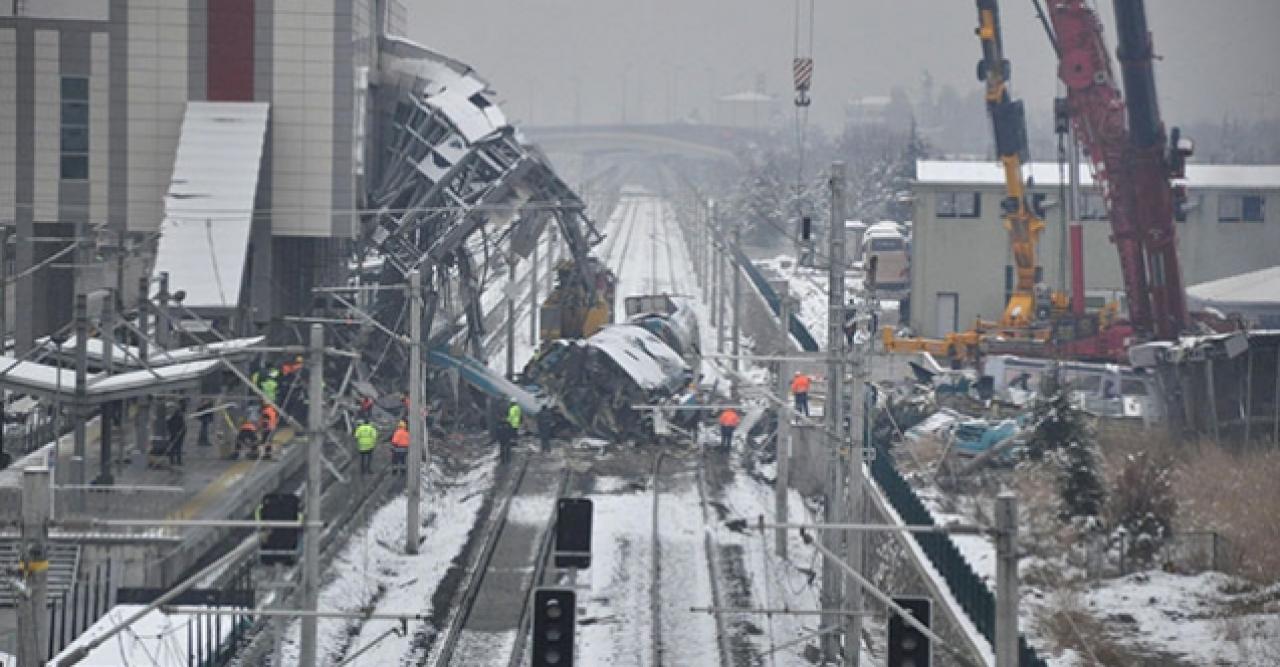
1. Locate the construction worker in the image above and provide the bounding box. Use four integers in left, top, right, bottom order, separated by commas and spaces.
354, 419, 378, 473
280, 355, 304, 413
357, 395, 374, 421
501, 399, 521, 463
165, 402, 187, 467
234, 418, 257, 460
259, 403, 279, 460
390, 420, 410, 473
717, 408, 740, 449
536, 407, 555, 453
196, 398, 215, 447
259, 371, 279, 405
791, 371, 812, 417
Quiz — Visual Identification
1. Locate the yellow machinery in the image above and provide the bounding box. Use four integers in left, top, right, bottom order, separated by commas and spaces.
539, 257, 616, 342
882, 326, 984, 367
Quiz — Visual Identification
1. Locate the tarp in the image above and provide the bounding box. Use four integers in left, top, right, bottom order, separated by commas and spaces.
1187, 265, 1280, 328
152, 102, 270, 310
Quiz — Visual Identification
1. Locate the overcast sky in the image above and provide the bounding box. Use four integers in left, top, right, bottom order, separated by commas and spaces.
408, 0, 1280, 131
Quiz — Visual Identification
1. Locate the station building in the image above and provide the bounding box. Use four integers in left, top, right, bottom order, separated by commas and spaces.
0, 0, 409, 349
908, 159, 1280, 337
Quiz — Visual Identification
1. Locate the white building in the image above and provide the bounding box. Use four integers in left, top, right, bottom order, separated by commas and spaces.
0, 0, 405, 346
909, 159, 1280, 337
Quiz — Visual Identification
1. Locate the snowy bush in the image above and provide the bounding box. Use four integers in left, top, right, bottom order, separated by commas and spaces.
1106, 450, 1177, 567
1025, 391, 1106, 527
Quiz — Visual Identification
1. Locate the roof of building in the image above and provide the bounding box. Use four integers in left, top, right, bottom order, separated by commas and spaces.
152, 102, 271, 310
1187, 265, 1280, 308
916, 159, 1280, 190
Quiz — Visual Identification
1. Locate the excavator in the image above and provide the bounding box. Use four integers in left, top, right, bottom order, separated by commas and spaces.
885, 0, 1188, 365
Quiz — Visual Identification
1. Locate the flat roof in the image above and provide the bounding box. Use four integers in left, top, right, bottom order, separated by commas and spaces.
916, 159, 1280, 190
152, 102, 270, 310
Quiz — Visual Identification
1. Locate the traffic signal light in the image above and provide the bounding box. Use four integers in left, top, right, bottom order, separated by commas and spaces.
867, 255, 879, 288
887, 597, 931, 667
801, 216, 812, 241
554, 498, 593, 569
532, 588, 575, 666
259, 493, 301, 566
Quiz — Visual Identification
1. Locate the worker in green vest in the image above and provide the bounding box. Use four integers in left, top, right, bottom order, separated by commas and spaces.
259, 372, 279, 405
500, 399, 521, 464
354, 419, 378, 474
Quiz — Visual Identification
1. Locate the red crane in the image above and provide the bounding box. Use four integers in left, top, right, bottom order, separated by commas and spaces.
1044, 0, 1192, 341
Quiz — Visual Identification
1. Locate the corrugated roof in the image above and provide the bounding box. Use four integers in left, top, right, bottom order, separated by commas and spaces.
917, 159, 1280, 190
152, 102, 270, 310
1187, 265, 1280, 307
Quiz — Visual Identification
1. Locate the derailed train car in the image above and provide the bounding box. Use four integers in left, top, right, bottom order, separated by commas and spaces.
526, 294, 702, 442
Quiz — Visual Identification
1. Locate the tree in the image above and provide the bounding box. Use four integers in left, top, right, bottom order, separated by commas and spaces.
1107, 450, 1177, 565
1026, 389, 1106, 526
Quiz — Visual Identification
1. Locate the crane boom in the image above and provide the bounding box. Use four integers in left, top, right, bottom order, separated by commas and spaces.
975, 0, 1046, 328
1047, 0, 1190, 340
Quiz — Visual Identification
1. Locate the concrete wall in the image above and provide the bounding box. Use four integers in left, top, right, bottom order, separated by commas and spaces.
910, 181, 1280, 337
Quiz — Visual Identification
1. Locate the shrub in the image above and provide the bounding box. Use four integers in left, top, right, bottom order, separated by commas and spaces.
1106, 450, 1177, 566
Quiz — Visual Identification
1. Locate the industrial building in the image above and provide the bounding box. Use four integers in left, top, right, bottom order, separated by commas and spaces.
0, 0, 408, 350
908, 159, 1280, 337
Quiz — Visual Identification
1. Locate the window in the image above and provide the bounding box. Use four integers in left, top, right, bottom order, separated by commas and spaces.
1078, 191, 1108, 221
869, 238, 902, 251
936, 191, 981, 218
1218, 194, 1265, 223
60, 76, 89, 180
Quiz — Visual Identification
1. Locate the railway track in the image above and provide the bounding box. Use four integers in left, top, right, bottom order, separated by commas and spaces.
428, 452, 569, 667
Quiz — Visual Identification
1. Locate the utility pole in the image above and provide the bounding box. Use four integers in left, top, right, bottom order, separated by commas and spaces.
529, 240, 539, 346
505, 254, 517, 380
731, 226, 742, 372
135, 275, 150, 462
775, 285, 795, 558
96, 292, 115, 486
300, 324, 324, 667
716, 212, 727, 355
995, 492, 1019, 667
152, 272, 170, 464
709, 201, 718, 329
16, 465, 51, 666
407, 269, 424, 555
73, 294, 88, 494
0, 226, 7, 347
846, 317, 868, 666
822, 160, 848, 664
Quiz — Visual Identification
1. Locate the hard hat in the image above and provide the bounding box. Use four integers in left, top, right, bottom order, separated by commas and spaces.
295, 355, 303, 363
794, 371, 802, 376
398, 421, 407, 429
269, 368, 280, 377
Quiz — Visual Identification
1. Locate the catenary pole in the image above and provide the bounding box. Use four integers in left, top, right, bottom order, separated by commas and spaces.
776, 285, 795, 558
731, 226, 742, 372
822, 160, 848, 664
407, 269, 424, 554
16, 466, 51, 666
996, 492, 1019, 667
505, 254, 517, 380
300, 324, 325, 666
716, 209, 727, 355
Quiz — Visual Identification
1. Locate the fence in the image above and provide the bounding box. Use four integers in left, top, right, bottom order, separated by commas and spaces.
1082, 530, 1236, 579
730, 246, 820, 353
871, 438, 1048, 666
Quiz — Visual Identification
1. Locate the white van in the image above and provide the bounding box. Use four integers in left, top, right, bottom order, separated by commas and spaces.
862, 221, 910, 293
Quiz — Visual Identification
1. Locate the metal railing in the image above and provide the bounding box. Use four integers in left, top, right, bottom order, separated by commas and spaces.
730, 246, 821, 352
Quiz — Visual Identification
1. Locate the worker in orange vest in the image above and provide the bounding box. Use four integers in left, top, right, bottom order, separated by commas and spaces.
259, 404, 279, 460
390, 420, 410, 474
234, 419, 257, 460
717, 408, 740, 450
790, 371, 812, 417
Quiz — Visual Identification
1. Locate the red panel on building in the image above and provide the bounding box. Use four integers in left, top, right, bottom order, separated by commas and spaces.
207, 0, 255, 101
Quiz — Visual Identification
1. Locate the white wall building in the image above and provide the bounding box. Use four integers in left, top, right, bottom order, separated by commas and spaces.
909, 159, 1280, 337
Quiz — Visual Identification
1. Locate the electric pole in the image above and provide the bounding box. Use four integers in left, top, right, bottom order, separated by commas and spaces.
709, 201, 718, 329
407, 269, 424, 555
775, 285, 795, 558
529, 240, 539, 346
822, 161, 848, 663
996, 492, 1019, 667
505, 254, 517, 380
16, 465, 51, 666
731, 226, 742, 372
300, 324, 324, 667
135, 275, 150, 463
716, 212, 727, 355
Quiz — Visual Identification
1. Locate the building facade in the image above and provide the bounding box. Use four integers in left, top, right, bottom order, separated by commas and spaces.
909, 159, 1280, 338
0, 0, 403, 347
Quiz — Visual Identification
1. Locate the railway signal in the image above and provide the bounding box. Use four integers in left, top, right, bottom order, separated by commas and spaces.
554, 497, 593, 569
887, 597, 932, 667
258, 493, 301, 566
532, 588, 576, 666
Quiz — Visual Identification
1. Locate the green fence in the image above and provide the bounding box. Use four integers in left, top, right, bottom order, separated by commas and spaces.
870, 437, 1048, 666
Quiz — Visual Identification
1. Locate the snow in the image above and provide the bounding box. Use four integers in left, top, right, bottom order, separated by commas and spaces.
275, 456, 496, 666
52, 605, 239, 666
589, 324, 689, 392
152, 102, 269, 310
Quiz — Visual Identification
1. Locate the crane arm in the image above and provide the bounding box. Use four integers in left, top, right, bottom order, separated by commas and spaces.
975, 0, 1045, 328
